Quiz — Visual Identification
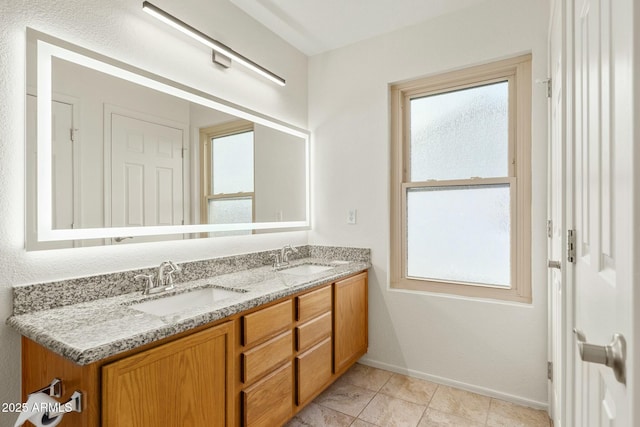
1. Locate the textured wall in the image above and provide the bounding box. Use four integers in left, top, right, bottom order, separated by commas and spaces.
0, 1, 307, 426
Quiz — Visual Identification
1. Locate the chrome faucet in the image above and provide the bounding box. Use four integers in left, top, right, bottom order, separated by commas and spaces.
272, 245, 299, 269
134, 261, 182, 295
281, 244, 298, 264
157, 261, 181, 291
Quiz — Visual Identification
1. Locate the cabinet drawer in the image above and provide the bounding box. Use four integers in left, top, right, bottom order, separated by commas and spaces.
296, 337, 332, 406
242, 331, 292, 384
296, 311, 331, 352
243, 300, 292, 347
296, 285, 331, 323
242, 362, 293, 427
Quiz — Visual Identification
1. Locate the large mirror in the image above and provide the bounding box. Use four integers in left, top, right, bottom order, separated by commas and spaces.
26, 30, 309, 249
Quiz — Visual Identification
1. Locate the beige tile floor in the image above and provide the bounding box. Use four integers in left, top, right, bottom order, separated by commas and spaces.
285, 363, 551, 427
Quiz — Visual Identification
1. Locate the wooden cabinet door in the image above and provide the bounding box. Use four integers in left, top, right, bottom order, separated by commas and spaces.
102, 322, 233, 427
333, 272, 368, 373
296, 337, 332, 406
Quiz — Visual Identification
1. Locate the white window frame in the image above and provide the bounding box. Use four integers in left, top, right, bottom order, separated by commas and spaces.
390, 55, 532, 303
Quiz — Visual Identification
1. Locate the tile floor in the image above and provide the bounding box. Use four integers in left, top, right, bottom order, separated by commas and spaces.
285, 363, 551, 427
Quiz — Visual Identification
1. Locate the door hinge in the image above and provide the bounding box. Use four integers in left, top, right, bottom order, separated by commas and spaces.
537, 78, 552, 98
547, 220, 553, 238
567, 229, 576, 263
70, 128, 76, 142
548, 361, 553, 380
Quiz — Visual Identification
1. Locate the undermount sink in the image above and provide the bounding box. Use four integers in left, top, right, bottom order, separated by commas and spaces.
279, 264, 335, 276
130, 287, 242, 317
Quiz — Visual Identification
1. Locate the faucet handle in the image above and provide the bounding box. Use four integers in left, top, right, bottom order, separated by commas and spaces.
134, 274, 155, 294
271, 253, 281, 268
167, 261, 182, 273
281, 244, 298, 264
163, 262, 181, 290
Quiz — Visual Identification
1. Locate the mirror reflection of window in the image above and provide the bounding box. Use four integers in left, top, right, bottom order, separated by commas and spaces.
201, 121, 255, 236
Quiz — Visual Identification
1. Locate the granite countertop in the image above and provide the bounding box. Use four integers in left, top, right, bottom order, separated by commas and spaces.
7, 257, 369, 366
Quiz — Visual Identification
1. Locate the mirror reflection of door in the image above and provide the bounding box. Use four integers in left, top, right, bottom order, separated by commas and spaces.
51, 101, 74, 231
26, 94, 75, 250
28, 45, 309, 248
109, 113, 185, 244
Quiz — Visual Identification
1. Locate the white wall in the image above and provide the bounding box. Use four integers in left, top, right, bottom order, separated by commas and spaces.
0, 1, 307, 425
254, 125, 306, 222
308, 0, 550, 406
0, 0, 551, 421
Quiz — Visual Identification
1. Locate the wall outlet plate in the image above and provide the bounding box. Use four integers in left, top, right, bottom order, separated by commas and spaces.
347, 209, 357, 224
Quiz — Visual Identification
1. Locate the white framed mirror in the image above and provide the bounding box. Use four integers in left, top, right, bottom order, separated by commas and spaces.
26, 29, 310, 249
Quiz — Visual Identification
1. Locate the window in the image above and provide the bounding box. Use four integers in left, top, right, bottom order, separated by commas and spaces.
200, 120, 254, 236
390, 55, 532, 302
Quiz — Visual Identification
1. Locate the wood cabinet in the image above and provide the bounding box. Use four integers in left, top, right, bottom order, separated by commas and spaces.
102, 321, 233, 427
242, 300, 292, 347
237, 300, 294, 427
241, 331, 292, 384
21, 338, 100, 427
295, 337, 332, 405
241, 362, 293, 427
235, 283, 336, 425
296, 285, 332, 323
292, 285, 333, 408
333, 272, 368, 374
296, 311, 331, 352
20, 270, 368, 427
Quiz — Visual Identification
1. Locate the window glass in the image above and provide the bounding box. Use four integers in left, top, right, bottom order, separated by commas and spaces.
391, 55, 531, 302
410, 81, 509, 181
212, 131, 254, 194
406, 184, 511, 287
208, 197, 252, 236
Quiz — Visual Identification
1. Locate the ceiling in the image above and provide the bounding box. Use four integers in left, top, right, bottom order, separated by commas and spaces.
230, 0, 488, 56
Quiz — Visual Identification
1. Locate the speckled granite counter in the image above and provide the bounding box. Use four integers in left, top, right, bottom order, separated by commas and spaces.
7, 246, 370, 365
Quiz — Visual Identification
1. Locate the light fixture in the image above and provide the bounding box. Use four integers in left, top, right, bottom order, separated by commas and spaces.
142, 1, 286, 86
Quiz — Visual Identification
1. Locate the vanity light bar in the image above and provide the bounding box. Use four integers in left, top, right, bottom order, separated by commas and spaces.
142, 1, 286, 86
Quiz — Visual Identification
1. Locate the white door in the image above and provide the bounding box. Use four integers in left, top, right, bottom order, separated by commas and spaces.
547, 1, 567, 425
51, 100, 75, 231
110, 113, 184, 244
573, 0, 634, 425
26, 95, 75, 249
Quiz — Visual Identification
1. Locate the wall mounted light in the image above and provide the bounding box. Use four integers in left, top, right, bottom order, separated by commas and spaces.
142, 1, 286, 86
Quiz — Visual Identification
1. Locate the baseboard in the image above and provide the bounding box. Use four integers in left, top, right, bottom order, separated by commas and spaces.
358, 357, 549, 411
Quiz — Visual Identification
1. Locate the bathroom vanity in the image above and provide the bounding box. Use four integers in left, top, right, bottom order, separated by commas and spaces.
12, 27, 371, 427
9, 247, 369, 426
